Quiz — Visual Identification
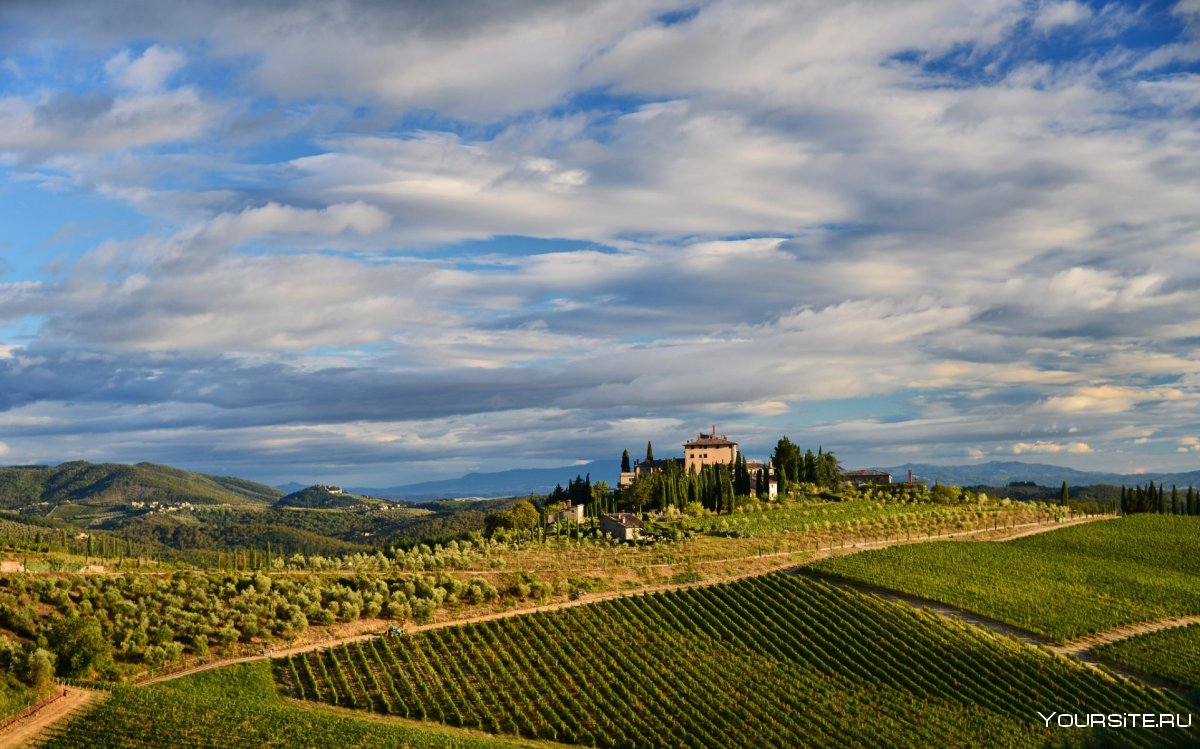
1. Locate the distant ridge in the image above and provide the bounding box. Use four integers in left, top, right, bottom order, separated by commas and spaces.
0, 460, 283, 509
351, 461, 615, 501
877, 460, 1200, 488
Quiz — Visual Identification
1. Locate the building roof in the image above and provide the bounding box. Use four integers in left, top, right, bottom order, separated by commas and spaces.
684, 425, 737, 448
841, 469, 892, 478
638, 456, 686, 468
603, 512, 643, 528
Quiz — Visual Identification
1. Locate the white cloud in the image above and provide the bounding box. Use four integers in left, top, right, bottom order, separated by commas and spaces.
1040, 386, 1184, 414
0, 88, 215, 155
106, 45, 186, 92
1033, 2, 1092, 32
1012, 440, 1093, 455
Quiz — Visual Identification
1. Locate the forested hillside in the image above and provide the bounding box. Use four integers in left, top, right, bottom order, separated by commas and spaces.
0, 462, 282, 509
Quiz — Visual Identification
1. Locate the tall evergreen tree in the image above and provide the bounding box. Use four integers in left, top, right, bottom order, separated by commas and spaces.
1060, 481, 1069, 507
815, 448, 840, 488
772, 437, 802, 496
621, 449, 631, 473
645, 441, 654, 462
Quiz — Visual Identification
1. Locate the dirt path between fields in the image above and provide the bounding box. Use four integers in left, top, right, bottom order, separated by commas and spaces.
1051, 616, 1200, 656
797, 570, 1055, 647
0, 688, 95, 749
802, 566, 1198, 698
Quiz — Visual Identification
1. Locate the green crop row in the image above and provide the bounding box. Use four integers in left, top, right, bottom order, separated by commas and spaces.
281, 573, 1195, 748
1093, 623, 1200, 694
809, 515, 1200, 642
38, 661, 531, 748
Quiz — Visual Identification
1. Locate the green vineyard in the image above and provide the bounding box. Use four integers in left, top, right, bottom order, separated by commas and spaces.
38, 662, 534, 749
1093, 623, 1200, 694
277, 573, 1196, 748
809, 515, 1200, 642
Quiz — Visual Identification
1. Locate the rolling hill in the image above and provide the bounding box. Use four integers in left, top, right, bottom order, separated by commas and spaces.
0, 461, 283, 511
274, 485, 387, 509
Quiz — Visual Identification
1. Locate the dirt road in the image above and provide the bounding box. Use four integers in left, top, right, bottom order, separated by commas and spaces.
0, 688, 95, 749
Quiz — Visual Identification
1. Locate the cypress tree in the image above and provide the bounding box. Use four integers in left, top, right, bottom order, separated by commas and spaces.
1171, 485, 1179, 515
803, 450, 817, 483
1060, 481, 1069, 507
621, 449, 631, 473
646, 441, 654, 462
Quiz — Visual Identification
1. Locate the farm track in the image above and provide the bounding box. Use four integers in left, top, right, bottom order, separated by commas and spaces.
1052, 616, 1200, 656
0, 688, 95, 749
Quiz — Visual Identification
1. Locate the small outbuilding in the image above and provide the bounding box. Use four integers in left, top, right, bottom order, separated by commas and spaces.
547, 502, 586, 525
600, 513, 643, 541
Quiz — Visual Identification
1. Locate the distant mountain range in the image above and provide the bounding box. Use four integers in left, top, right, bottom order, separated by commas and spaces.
344, 462, 615, 501
877, 461, 1200, 488
337, 459, 1200, 501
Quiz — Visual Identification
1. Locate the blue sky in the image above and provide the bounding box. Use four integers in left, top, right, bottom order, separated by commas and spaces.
1, 0, 1199, 485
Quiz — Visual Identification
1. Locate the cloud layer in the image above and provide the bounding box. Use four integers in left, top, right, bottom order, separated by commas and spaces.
1, 0, 1199, 484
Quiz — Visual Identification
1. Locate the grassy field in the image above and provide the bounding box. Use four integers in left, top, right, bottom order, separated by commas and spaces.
277, 573, 1194, 748
38, 661, 539, 748
808, 515, 1200, 642
1093, 623, 1200, 695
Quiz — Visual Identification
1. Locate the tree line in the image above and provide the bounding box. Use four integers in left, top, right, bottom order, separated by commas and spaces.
771, 437, 840, 494
1120, 482, 1200, 515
